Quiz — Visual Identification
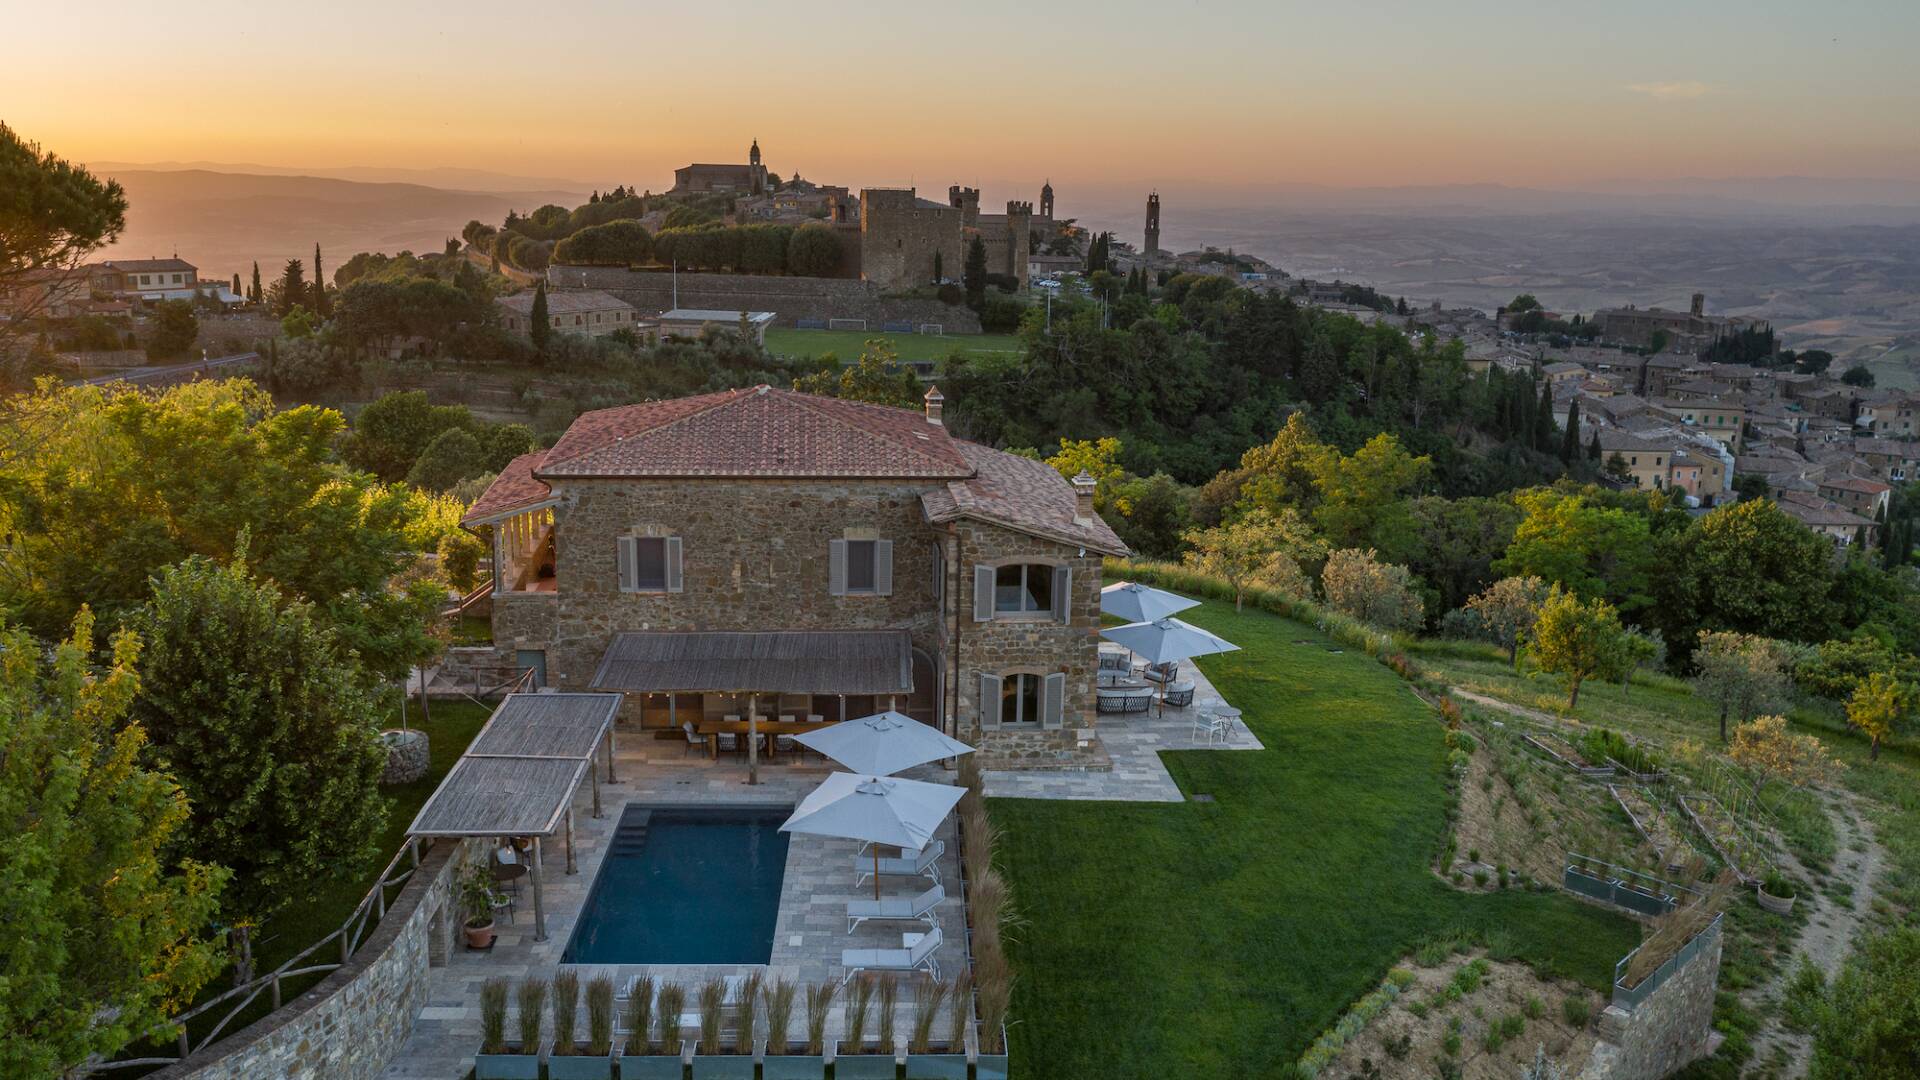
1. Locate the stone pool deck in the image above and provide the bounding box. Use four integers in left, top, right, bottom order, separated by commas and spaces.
983, 661, 1261, 802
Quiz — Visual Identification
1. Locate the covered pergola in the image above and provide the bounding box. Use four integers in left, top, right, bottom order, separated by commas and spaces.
406, 692, 622, 942
590, 629, 914, 783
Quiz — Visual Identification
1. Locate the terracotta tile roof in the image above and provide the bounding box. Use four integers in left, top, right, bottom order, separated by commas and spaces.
537, 385, 975, 479
496, 289, 633, 316
922, 442, 1128, 556
460, 451, 552, 525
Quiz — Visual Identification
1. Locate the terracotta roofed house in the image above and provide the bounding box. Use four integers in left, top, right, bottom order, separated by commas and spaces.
496, 289, 640, 341
461, 384, 1127, 770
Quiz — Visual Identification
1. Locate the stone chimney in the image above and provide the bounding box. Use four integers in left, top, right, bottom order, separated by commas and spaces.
1072, 471, 1097, 522
923, 384, 945, 426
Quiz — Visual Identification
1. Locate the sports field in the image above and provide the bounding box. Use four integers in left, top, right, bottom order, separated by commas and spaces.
762, 327, 1022, 363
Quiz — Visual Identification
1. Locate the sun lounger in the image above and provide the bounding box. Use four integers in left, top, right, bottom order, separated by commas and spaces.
846, 884, 944, 933
853, 839, 944, 888
841, 927, 942, 985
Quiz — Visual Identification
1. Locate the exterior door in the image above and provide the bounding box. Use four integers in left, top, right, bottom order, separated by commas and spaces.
515, 649, 547, 689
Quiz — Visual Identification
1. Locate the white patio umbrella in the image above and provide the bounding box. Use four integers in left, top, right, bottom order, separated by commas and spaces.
1100, 616, 1240, 712
1099, 581, 1201, 624
780, 772, 964, 899
792, 710, 974, 776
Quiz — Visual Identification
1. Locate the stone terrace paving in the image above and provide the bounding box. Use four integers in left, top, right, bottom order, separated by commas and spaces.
381, 670, 1251, 1076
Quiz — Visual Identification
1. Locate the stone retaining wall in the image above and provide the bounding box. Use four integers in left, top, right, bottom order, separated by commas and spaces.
144, 841, 465, 1080
1579, 919, 1723, 1080
546, 266, 981, 334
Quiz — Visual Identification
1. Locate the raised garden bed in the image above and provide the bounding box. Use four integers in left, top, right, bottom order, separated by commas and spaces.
1522, 732, 1616, 778
1562, 856, 1683, 917
1678, 795, 1761, 884
1608, 786, 1693, 873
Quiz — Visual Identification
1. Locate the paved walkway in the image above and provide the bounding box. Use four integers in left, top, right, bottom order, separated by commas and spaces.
983, 661, 1261, 801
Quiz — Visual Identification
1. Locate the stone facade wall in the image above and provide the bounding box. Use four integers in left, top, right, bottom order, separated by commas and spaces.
1579, 920, 1723, 1080
545, 266, 980, 333
495, 474, 1106, 768
145, 841, 465, 1080
860, 189, 966, 292
945, 519, 1104, 769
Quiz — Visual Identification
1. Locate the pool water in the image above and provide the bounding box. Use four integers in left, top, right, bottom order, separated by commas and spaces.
562, 804, 792, 965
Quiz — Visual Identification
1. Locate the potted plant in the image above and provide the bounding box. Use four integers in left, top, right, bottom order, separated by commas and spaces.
1757, 871, 1796, 915
975, 965, 1012, 1080
835, 974, 897, 1079
461, 865, 499, 949
690, 974, 755, 1079
476, 977, 543, 1080
762, 977, 825, 1080
548, 972, 614, 1079
904, 974, 964, 1079
623, 980, 688, 1080
474, 978, 517, 1080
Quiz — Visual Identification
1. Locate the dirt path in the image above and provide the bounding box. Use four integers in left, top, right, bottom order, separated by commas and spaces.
1743, 788, 1883, 1078
1451, 687, 1563, 727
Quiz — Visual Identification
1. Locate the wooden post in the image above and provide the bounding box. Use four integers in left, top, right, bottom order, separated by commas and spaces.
605, 726, 617, 783
531, 837, 548, 942
747, 694, 761, 786
590, 759, 601, 819
564, 810, 577, 874
418, 664, 432, 726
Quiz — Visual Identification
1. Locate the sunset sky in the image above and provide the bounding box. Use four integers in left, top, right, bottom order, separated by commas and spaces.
8, 0, 1919, 195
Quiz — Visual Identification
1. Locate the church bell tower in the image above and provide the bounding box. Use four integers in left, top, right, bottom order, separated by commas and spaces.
1144, 191, 1161, 258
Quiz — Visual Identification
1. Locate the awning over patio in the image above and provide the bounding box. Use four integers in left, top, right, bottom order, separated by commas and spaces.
405, 691, 623, 942
589, 630, 914, 694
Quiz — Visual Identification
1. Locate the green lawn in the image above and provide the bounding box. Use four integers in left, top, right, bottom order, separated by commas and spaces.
991, 601, 1640, 1079
762, 327, 1022, 363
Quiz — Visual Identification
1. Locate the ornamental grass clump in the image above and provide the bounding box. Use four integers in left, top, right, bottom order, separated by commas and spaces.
876, 973, 899, 1054
515, 978, 547, 1052
804, 980, 835, 1056
736, 969, 764, 1054
1625, 872, 1733, 987
623, 975, 655, 1055
845, 975, 875, 1052
945, 972, 972, 1051
585, 975, 615, 1057
909, 976, 949, 1054
763, 977, 796, 1054
479, 977, 509, 1055
655, 982, 686, 1056
550, 969, 579, 1052
697, 976, 727, 1056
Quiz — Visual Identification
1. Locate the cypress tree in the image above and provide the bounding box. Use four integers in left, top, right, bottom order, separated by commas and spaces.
1561, 398, 1581, 462
312, 244, 328, 316
529, 280, 550, 353
231, 272, 242, 297
250, 261, 262, 305
1535, 381, 1556, 451
1587, 430, 1602, 461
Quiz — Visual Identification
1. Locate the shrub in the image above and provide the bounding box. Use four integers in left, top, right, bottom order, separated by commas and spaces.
1561, 995, 1591, 1027
550, 970, 579, 1051
516, 979, 547, 1051
910, 976, 949, 1054
655, 982, 686, 1056
585, 975, 615, 1056
845, 976, 875, 1052
764, 977, 796, 1053
623, 975, 654, 1054
805, 980, 835, 1056
698, 976, 727, 1056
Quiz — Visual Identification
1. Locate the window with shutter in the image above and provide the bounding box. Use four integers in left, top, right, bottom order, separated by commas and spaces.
873, 540, 893, 596
828, 539, 848, 596
972, 565, 995, 621
1051, 566, 1072, 622
665, 536, 683, 593
978, 673, 1003, 729
1042, 672, 1066, 728
617, 537, 637, 592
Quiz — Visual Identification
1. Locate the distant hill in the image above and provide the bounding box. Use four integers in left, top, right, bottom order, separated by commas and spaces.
91, 168, 590, 284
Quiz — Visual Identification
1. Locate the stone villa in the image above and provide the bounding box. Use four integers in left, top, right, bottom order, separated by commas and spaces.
460, 384, 1128, 770
496, 289, 641, 341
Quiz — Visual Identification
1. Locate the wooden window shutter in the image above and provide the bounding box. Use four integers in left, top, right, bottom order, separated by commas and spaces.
874, 540, 893, 596
973, 565, 995, 622
1042, 672, 1066, 729
979, 673, 1003, 730
617, 536, 637, 593
828, 539, 848, 596
665, 536, 684, 593
930, 543, 944, 608
1052, 565, 1072, 622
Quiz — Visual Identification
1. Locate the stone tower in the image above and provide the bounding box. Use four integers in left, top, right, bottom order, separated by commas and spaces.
1144, 191, 1161, 258
1690, 292, 1705, 318
749, 138, 766, 195
1040, 179, 1054, 219
947, 185, 981, 227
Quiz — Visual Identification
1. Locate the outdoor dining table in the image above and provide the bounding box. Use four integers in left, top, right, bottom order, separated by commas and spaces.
695, 718, 823, 761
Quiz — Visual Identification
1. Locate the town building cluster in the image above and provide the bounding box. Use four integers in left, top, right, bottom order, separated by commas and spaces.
0, 256, 243, 320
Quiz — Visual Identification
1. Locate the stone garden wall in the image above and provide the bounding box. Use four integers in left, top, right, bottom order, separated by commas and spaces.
1578, 918, 1723, 1080
144, 841, 466, 1080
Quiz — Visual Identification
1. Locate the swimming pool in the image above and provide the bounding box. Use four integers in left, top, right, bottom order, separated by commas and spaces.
562, 804, 792, 965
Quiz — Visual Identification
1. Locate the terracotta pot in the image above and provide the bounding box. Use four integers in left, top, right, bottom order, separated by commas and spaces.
464, 917, 496, 948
